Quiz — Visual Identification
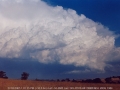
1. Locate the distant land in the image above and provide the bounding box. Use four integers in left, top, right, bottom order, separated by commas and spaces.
0, 75, 120, 90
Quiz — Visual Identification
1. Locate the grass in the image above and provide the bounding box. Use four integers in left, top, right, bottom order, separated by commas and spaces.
0, 78, 120, 90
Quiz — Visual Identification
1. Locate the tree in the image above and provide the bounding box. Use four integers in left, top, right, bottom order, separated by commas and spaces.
57, 79, 60, 82
105, 77, 112, 83
21, 72, 29, 80
0, 71, 8, 79
93, 78, 102, 83
85, 79, 93, 83
66, 78, 70, 82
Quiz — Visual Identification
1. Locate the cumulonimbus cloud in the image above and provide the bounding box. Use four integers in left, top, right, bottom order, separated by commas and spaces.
0, 0, 120, 71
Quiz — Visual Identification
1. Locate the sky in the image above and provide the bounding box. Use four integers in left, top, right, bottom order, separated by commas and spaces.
0, 0, 120, 80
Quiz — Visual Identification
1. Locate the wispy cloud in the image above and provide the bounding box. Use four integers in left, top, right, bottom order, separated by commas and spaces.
66, 69, 91, 74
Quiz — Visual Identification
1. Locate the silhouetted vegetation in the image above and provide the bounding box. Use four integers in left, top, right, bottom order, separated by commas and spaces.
21, 72, 29, 80
72, 79, 77, 82
105, 77, 112, 83
65, 78, 70, 82
93, 78, 102, 83
57, 79, 60, 82
0, 71, 8, 79
83, 79, 93, 83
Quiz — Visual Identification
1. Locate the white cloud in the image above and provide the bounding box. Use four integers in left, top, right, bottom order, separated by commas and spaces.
66, 69, 91, 74
0, 0, 120, 71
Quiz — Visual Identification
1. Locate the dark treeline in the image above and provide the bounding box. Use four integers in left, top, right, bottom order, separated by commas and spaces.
35, 76, 120, 84
0, 70, 120, 84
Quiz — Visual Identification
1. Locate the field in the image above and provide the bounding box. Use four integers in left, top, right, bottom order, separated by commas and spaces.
0, 78, 120, 90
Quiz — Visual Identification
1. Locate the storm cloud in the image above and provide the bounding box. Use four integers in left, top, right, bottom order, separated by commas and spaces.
0, 0, 120, 71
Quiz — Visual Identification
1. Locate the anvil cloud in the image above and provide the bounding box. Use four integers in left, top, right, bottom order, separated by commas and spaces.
0, 0, 120, 71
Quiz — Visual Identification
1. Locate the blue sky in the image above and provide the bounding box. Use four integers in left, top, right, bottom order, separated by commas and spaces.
0, 0, 120, 80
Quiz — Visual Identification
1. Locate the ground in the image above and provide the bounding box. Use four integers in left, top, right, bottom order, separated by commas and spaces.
0, 78, 120, 90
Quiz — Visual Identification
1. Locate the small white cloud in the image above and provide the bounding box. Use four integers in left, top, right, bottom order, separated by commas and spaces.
66, 69, 91, 74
